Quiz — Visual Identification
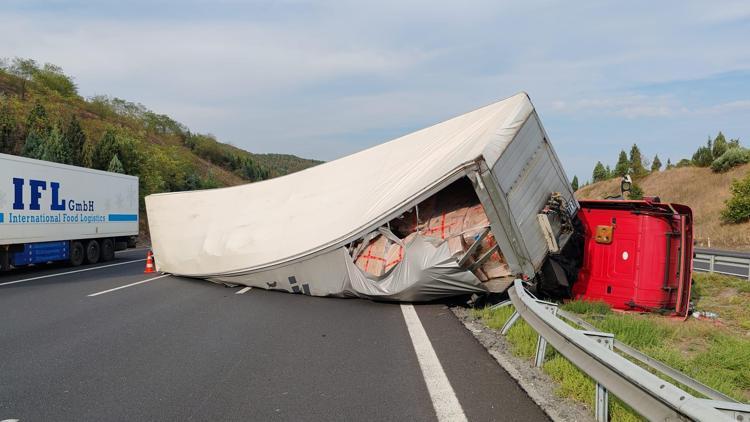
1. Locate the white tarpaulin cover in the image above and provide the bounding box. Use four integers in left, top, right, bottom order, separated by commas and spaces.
146, 92, 540, 300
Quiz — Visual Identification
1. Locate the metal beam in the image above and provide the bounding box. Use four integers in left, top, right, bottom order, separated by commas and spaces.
557, 309, 737, 403
508, 279, 732, 421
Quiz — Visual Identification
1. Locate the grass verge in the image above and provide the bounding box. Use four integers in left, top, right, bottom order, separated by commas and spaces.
471, 272, 750, 421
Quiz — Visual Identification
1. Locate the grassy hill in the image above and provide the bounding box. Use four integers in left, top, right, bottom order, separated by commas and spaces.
576, 163, 750, 250
0, 58, 322, 239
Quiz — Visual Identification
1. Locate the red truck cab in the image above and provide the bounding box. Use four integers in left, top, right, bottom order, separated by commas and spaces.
572, 199, 693, 316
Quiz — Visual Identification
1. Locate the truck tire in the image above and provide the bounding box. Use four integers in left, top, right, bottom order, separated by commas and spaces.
85, 240, 101, 264
70, 241, 85, 267
101, 239, 115, 262
0, 249, 10, 271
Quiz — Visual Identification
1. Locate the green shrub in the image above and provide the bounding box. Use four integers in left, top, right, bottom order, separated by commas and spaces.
711, 147, 750, 173
721, 173, 750, 224
628, 183, 644, 199
676, 158, 692, 168
692, 145, 714, 167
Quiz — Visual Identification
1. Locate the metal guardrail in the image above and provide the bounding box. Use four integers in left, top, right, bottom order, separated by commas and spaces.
503, 279, 750, 422
556, 309, 737, 403
694, 248, 750, 280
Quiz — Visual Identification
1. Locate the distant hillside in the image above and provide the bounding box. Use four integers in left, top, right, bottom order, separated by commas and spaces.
0, 58, 322, 238
576, 164, 750, 251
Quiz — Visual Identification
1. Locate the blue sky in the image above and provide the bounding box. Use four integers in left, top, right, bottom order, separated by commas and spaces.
1, 0, 749, 182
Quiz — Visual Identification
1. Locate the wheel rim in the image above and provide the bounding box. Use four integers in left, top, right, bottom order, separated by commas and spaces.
87, 243, 99, 262
72, 244, 83, 264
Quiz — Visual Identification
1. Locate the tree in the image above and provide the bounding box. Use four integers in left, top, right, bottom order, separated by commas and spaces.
692, 145, 713, 167
721, 173, 750, 224
107, 154, 125, 173
25, 102, 50, 139
21, 132, 45, 159
40, 126, 71, 164
32, 63, 78, 98
665, 158, 674, 170
692, 137, 714, 167
81, 140, 94, 168
201, 170, 219, 189
571, 175, 579, 191
651, 154, 662, 172
629, 143, 647, 176
92, 129, 120, 170
8, 58, 38, 100
592, 161, 608, 182
605, 165, 612, 178
0, 99, 17, 153
614, 150, 630, 177
712, 132, 728, 159
628, 183, 644, 200
112, 134, 141, 175
185, 172, 201, 190
63, 116, 87, 166
241, 157, 269, 181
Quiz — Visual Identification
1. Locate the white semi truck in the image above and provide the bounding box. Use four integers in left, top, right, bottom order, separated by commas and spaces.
0, 153, 139, 270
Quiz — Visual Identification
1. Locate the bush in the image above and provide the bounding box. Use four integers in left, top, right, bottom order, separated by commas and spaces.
692, 145, 714, 167
711, 148, 750, 173
721, 173, 750, 224
676, 158, 692, 168
628, 183, 644, 199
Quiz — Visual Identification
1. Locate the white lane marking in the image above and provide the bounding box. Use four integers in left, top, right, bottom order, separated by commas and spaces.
400, 304, 468, 422
235, 287, 252, 295
0, 259, 146, 287
87, 274, 170, 297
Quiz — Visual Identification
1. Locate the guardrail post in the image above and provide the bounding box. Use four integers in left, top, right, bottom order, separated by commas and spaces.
534, 302, 558, 367
583, 331, 614, 422
709, 254, 715, 273
500, 310, 520, 335
490, 300, 512, 310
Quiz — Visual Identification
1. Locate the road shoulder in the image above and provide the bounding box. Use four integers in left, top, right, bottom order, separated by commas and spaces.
451, 307, 594, 422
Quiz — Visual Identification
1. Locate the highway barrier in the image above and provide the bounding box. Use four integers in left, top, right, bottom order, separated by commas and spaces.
694, 248, 750, 280
501, 279, 750, 422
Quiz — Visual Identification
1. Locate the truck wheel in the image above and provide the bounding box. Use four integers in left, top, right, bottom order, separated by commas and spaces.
70, 241, 85, 267
0, 250, 10, 271
101, 239, 115, 262
85, 240, 101, 264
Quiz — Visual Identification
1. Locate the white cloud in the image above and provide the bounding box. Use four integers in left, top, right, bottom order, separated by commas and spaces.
550, 95, 685, 118
550, 95, 750, 120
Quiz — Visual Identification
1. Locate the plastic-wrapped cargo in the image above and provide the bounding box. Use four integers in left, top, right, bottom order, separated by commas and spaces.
145, 92, 578, 301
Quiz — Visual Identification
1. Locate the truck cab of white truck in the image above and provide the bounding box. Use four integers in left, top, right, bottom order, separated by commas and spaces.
0, 153, 139, 271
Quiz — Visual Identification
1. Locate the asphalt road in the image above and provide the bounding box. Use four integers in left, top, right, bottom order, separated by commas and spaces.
0, 248, 548, 421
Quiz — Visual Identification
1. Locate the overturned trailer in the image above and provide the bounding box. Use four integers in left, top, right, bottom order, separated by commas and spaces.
146, 92, 579, 301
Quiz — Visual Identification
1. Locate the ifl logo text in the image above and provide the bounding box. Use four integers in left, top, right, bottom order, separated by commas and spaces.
11, 178, 95, 212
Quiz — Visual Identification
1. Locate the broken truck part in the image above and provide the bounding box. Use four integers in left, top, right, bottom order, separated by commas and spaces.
573, 199, 694, 316
145, 92, 578, 301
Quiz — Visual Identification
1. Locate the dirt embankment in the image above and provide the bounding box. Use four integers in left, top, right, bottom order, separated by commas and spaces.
576, 164, 750, 251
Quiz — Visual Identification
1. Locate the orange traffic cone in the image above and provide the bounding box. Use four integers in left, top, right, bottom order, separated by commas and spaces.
144, 250, 156, 273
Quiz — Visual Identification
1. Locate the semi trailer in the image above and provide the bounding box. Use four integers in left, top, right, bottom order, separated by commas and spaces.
145, 92, 694, 316
0, 153, 139, 270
